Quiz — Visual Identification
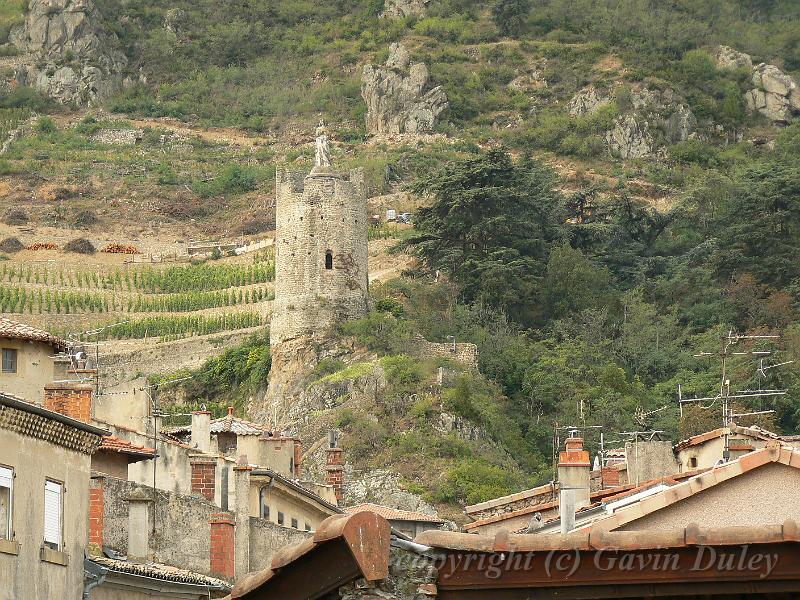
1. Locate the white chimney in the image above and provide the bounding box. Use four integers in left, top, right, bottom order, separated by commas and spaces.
191, 410, 212, 453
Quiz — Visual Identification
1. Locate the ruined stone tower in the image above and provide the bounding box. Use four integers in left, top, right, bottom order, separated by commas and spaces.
270, 165, 369, 349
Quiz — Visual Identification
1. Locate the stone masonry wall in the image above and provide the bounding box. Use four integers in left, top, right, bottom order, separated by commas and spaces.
270, 167, 369, 348
413, 335, 478, 369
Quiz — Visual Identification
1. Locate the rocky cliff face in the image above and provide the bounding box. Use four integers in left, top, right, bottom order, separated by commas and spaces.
380, 0, 431, 19
361, 43, 448, 135
9, 0, 127, 105
715, 46, 800, 124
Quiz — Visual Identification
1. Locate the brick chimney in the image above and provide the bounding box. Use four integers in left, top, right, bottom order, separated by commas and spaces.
44, 383, 93, 422
190, 410, 212, 453
209, 513, 235, 580
558, 434, 590, 533
325, 430, 343, 504
88, 476, 105, 555
190, 458, 216, 501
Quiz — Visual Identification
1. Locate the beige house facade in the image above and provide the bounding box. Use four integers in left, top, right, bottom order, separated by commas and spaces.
0, 393, 107, 600
0, 317, 67, 404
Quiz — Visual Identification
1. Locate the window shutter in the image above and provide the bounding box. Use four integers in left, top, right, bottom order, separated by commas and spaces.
44, 481, 62, 548
0, 467, 11, 489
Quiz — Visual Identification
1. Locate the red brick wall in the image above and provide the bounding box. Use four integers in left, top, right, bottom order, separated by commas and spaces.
191, 460, 216, 501
89, 484, 104, 549
209, 513, 235, 579
325, 448, 344, 503
44, 384, 93, 422
602, 466, 621, 487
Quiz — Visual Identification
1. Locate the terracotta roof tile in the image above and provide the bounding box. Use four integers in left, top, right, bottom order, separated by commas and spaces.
347, 503, 444, 523
0, 317, 66, 349
163, 414, 266, 437
98, 435, 155, 458
90, 556, 229, 589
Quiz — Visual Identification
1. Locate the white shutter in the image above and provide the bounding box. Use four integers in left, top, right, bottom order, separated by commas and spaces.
0, 467, 11, 489
44, 481, 62, 549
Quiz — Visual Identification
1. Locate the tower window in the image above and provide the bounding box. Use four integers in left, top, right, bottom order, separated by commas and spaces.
325, 251, 333, 270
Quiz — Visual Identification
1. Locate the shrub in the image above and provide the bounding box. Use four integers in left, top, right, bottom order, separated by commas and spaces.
63, 238, 96, 254
36, 116, 57, 134
2, 208, 27, 226
71, 210, 98, 227
432, 459, 525, 504
668, 139, 720, 166
0, 237, 23, 253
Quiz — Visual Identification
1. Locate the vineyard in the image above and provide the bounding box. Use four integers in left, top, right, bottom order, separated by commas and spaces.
0, 261, 275, 293
63, 313, 264, 342
0, 257, 276, 342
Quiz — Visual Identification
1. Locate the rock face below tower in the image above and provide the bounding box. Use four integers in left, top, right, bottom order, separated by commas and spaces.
264, 165, 369, 407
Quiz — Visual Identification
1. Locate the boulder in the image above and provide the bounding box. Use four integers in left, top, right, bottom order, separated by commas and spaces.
606, 115, 654, 159
715, 46, 753, 71
9, 0, 127, 105
568, 85, 611, 117
361, 43, 448, 135
381, 0, 431, 18
747, 63, 800, 123
665, 104, 697, 142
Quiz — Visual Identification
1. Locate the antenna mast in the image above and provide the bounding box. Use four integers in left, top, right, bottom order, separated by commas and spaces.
679, 330, 794, 460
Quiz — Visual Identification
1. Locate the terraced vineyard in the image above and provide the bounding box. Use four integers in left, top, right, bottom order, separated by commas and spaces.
0, 256, 275, 341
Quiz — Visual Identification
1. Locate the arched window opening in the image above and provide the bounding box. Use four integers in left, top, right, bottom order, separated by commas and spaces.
325, 251, 333, 270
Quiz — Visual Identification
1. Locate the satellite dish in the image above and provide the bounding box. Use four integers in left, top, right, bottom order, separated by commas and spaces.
74, 351, 87, 361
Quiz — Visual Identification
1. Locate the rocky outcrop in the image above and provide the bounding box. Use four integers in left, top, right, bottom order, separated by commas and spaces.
713, 46, 800, 124
665, 104, 697, 142
715, 45, 753, 71
606, 115, 654, 159
361, 43, 448, 135
9, 0, 127, 105
568, 85, 611, 117
746, 63, 800, 123
381, 0, 431, 18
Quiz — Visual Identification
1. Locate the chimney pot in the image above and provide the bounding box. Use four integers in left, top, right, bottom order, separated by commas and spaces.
227, 406, 234, 416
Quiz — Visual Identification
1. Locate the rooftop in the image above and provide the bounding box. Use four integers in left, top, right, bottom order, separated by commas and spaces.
89, 556, 230, 590
98, 435, 156, 461
0, 392, 109, 437
0, 316, 66, 350
163, 408, 267, 437
347, 503, 444, 524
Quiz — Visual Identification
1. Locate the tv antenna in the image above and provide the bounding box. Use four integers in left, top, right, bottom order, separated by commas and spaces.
679, 330, 794, 460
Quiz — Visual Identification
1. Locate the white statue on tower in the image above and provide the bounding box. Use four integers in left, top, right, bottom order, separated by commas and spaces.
314, 119, 332, 170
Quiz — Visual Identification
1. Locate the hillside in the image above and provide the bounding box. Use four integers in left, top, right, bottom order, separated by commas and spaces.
1, 0, 800, 518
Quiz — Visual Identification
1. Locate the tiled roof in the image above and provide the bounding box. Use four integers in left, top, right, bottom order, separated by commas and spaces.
465, 481, 556, 515
163, 413, 266, 437
90, 556, 230, 589
0, 316, 66, 349
347, 503, 444, 523
228, 513, 391, 599
98, 435, 155, 459
673, 423, 782, 452
586, 442, 800, 532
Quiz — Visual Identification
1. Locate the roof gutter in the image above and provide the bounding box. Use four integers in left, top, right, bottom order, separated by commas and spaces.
252, 468, 343, 514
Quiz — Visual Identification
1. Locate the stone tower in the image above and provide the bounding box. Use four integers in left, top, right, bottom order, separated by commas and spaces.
270, 126, 369, 355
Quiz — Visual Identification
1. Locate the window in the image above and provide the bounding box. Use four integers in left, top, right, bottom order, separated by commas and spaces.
44, 480, 63, 551
1, 349, 17, 374
0, 466, 12, 540
304, 523, 311, 532
325, 251, 333, 270
291, 518, 298, 529
277, 511, 284, 526
689, 457, 698, 469
259, 488, 270, 520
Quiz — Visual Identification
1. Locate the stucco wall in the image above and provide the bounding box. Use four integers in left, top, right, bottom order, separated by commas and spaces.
102, 477, 217, 576
0, 338, 54, 404
92, 582, 208, 600
625, 440, 679, 485
0, 427, 92, 600
248, 477, 335, 530
91, 452, 129, 480
620, 463, 800, 531
248, 516, 310, 573
677, 436, 771, 472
